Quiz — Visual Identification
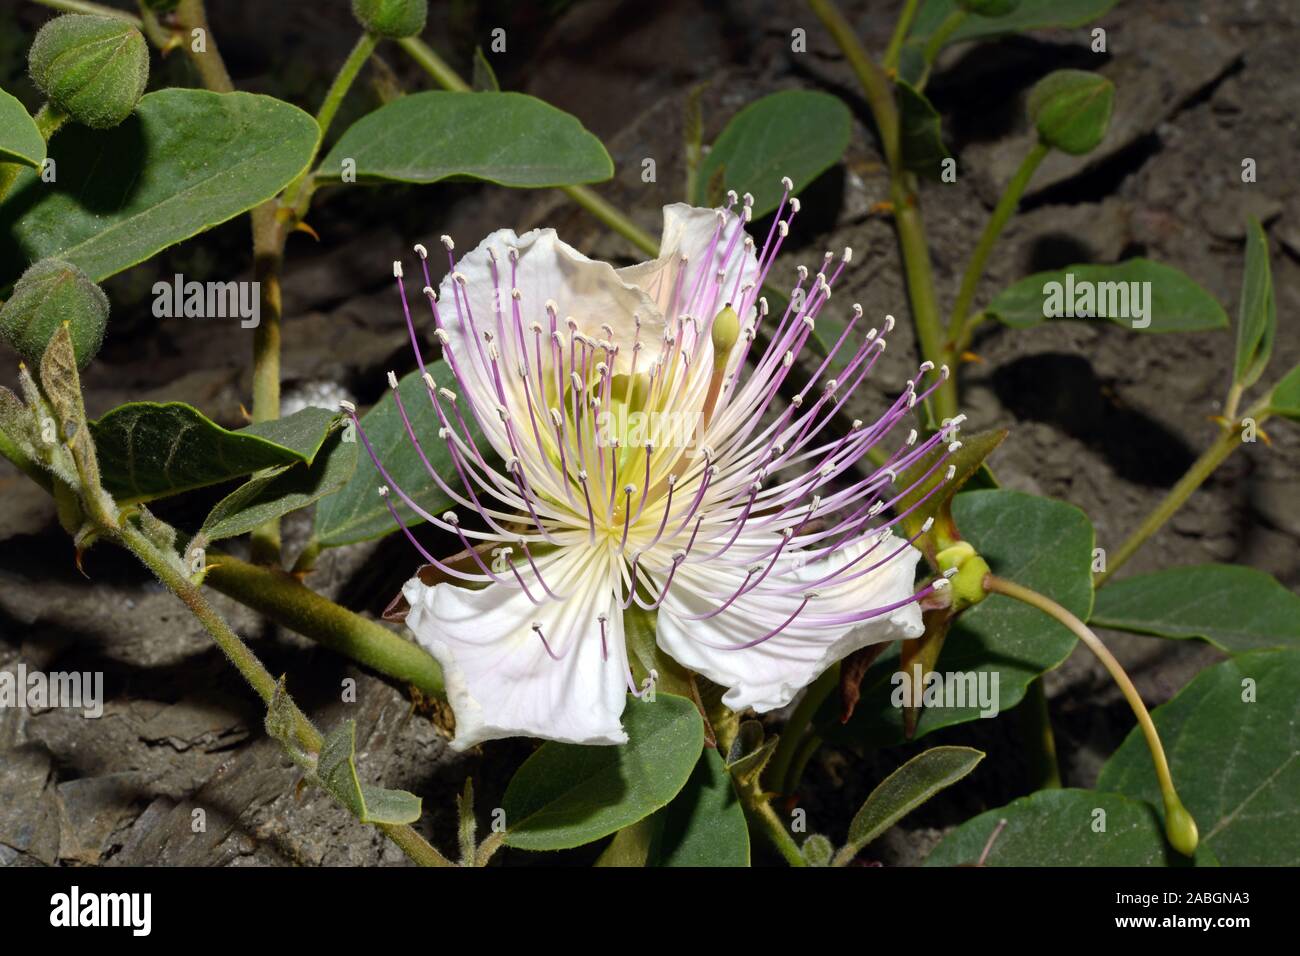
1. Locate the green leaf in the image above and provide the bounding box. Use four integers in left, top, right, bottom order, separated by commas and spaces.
314, 365, 481, 547
0, 90, 318, 289
198, 428, 358, 541
317, 719, 422, 825
647, 748, 749, 867
838, 746, 984, 863
986, 260, 1230, 333
823, 490, 1094, 747
1027, 69, 1114, 155
911, 0, 1119, 45
1232, 216, 1276, 388
90, 403, 338, 503
0, 87, 45, 170
501, 693, 704, 851
318, 91, 612, 188
1092, 565, 1300, 655
1266, 363, 1300, 421
896, 79, 950, 179
471, 46, 500, 92
693, 90, 851, 219
925, 789, 1217, 866
1098, 649, 1300, 866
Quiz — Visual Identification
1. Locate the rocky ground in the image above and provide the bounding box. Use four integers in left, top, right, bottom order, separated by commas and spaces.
0, 0, 1295, 866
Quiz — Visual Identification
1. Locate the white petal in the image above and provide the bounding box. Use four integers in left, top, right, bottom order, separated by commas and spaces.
619, 204, 760, 322
403, 553, 628, 749
434, 227, 666, 456
654, 536, 924, 712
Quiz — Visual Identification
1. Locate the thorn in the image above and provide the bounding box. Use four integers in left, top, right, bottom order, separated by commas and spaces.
868, 200, 895, 217
959, 350, 984, 365
293, 220, 321, 242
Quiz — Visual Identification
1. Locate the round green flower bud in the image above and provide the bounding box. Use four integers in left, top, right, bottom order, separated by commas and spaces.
28, 15, 149, 130
0, 259, 108, 370
1027, 69, 1115, 156
957, 0, 1021, 16
351, 0, 428, 39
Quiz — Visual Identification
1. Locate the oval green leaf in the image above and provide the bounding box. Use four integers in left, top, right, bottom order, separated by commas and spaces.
693, 90, 851, 219
0, 89, 318, 289
647, 748, 749, 867
837, 746, 984, 864
502, 693, 704, 851
925, 789, 1218, 866
896, 79, 951, 179
986, 259, 1229, 333
314, 364, 482, 547
1097, 649, 1300, 866
318, 91, 612, 188
1092, 564, 1300, 655
0, 86, 45, 170
199, 429, 359, 542
1266, 362, 1300, 421
91, 403, 338, 503
823, 490, 1094, 747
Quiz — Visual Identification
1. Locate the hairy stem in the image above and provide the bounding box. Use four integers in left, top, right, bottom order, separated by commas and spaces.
747, 795, 808, 867
175, 0, 234, 93
397, 36, 470, 92
883, 0, 922, 71
945, 141, 1049, 355
30, 0, 137, 20
204, 551, 444, 698
916, 9, 966, 90
986, 575, 1197, 854
809, 0, 947, 422
1097, 416, 1258, 586
114, 522, 449, 865
766, 664, 837, 794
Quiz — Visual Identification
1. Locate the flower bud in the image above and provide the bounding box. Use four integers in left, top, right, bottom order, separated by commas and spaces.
0, 259, 108, 370
351, 0, 428, 39
957, 0, 1021, 16
1027, 69, 1114, 156
28, 14, 149, 130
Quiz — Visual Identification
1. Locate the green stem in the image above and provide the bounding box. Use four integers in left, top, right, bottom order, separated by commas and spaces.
114, 523, 450, 865
33, 101, 68, 140
204, 551, 444, 698
809, 0, 946, 423
747, 797, 808, 867
1019, 679, 1061, 789
283, 32, 379, 213
986, 575, 1198, 855
560, 185, 659, 257
397, 36, 470, 92
945, 141, 1048, 353
175, 0, 234, 92
0, 425, 53, 493
1096, 416, 1258, 587
766, 664, 837, 794
883, 0, 922, 71
916, 9, 967, 90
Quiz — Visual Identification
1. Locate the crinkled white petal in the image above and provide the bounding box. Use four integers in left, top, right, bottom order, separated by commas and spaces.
402, 553, 628, 749
435, 226, 666, 456
619, 203, 760, 322
654, 536, 924, 712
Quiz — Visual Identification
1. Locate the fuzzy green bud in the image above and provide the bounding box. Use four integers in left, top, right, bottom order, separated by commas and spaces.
28, 15, 149, 130
1027, 69, 1115, 156
0, 259, 108, 370
351, 0, 428, 39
